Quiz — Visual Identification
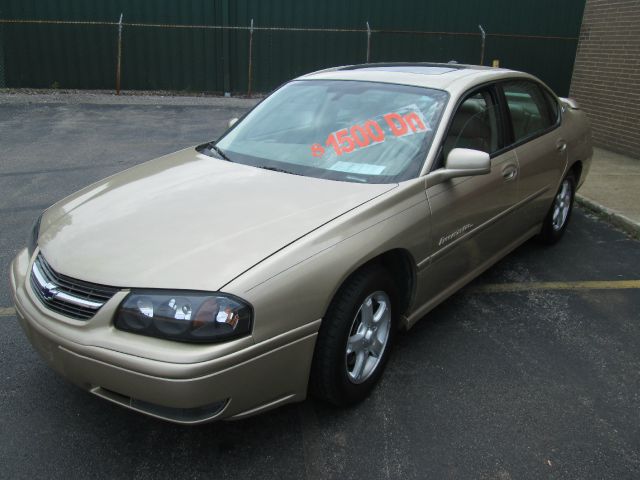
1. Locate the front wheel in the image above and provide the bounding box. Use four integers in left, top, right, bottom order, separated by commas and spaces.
537, 172, 576, 245
310, 265, 397, 406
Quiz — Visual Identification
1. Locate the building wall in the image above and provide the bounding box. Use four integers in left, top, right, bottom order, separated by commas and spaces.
570, 0, 640, 158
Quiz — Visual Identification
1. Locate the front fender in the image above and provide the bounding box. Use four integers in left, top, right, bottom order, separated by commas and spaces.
221, 178, 432, 343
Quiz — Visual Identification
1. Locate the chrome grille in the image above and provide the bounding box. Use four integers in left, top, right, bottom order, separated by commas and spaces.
30, 253, 119, 320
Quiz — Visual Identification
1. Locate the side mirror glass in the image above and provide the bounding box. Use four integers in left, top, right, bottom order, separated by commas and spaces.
228, 117, 239, 128
427, 148, 491, 186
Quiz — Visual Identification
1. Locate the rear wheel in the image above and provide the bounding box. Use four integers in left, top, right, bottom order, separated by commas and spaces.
537, 172, 576, 245
310, 265, 397, 406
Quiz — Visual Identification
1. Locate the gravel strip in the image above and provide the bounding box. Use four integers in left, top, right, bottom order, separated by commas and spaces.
0, 88, 263, 107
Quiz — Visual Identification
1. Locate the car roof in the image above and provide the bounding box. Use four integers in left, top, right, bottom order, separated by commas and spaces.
299, 62, 538, 96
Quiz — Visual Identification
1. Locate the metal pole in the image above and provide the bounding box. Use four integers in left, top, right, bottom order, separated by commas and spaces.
222, 0, 230, 96
247, 18, 254, 97
116, 13, 123, 95
0, 13, 5, 88
478, 24, 486, 66
366, 21, 371, 63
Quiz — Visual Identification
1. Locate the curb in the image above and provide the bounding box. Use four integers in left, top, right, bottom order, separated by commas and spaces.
576, 194, 640, 239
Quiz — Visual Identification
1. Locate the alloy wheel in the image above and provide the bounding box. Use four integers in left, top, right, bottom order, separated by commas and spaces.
345, 291, 392, 384
552, 178, 572, 231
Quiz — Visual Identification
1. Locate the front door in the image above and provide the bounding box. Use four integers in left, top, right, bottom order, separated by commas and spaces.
411, 87, 522, 320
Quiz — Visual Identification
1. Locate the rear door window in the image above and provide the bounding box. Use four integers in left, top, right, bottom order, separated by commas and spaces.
502, 80, 555, 142
541, 88, 560, 124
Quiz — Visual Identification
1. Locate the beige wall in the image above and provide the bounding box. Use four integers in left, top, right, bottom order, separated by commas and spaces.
570, 0, 640, 159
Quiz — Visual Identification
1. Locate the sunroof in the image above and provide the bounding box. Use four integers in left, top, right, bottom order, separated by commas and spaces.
352, 66, 458, 75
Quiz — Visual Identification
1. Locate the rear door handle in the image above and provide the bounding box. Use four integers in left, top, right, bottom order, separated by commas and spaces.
502, 164, 518, 181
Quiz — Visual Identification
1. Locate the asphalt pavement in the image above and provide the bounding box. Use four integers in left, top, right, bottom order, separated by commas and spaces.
1, 94, 639, 479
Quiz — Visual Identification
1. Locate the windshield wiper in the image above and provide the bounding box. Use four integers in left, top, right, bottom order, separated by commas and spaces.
257, 166, 300, 176
208, 143, 233, 162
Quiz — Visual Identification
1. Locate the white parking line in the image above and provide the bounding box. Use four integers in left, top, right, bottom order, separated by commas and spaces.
0, 307, 16, 317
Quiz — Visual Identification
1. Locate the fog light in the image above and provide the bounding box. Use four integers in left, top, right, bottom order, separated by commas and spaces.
92, 387, 228, 423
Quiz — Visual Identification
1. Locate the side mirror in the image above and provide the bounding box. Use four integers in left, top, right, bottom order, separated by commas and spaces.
426, 148, 491, 186
228, 117, 239, 128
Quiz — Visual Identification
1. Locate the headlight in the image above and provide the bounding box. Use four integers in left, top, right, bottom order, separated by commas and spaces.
114, 290, 252, 343
27, 212, 43, 257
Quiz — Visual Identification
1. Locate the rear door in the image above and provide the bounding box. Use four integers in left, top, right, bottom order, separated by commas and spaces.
499, 79, 566, 227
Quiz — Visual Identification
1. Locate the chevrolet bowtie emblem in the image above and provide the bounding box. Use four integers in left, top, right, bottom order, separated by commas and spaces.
40, 281, 59, 300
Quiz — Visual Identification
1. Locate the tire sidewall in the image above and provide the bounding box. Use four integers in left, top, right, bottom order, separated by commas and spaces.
338, 271, 398, 403
316, 266, 399, 405
540, 172, 576, 243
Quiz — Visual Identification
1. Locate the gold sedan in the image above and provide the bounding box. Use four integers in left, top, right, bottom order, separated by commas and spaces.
10, 63, 592, 424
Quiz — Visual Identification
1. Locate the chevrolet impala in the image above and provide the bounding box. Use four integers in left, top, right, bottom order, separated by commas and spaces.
10, 63, 592, 423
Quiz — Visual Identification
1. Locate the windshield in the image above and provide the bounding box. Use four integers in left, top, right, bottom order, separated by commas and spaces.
210, 80, 448, 183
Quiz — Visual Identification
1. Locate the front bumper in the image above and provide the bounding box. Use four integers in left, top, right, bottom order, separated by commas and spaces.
10, 248, 318, 424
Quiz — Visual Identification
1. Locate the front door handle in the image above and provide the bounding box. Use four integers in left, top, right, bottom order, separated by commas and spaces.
502, 164, 518, 181
556, 139, 567, 153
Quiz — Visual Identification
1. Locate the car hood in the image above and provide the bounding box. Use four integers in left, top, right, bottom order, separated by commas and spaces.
39, 148, 396, 290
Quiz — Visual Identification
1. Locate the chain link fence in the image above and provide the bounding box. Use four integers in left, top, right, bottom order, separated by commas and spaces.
0, 17, 579, 96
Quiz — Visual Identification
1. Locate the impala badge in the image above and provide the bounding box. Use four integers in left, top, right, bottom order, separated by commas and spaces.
439, 223, 473, 246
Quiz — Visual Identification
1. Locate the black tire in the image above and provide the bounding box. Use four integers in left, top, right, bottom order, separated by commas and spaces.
310, 264, 398, 406
537, 171, 576, 245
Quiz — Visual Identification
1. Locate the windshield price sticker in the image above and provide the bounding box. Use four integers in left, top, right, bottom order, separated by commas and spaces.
311, 105, 428, 158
